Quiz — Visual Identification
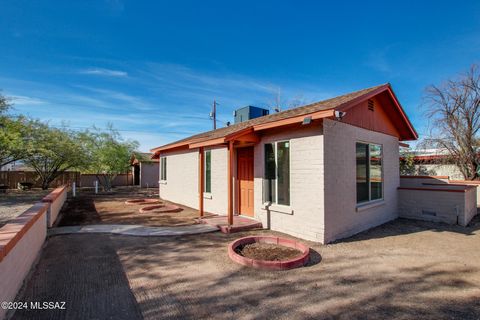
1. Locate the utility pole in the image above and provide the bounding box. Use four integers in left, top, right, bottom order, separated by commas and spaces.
212, 100, 217, 130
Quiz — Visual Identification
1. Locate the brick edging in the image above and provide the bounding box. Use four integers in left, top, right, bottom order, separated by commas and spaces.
41, 185, 68, 203
228, 235, 310, 270
0, 202, 49, 262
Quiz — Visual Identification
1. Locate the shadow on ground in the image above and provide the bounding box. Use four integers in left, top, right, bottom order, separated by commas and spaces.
13, 216, 480, 320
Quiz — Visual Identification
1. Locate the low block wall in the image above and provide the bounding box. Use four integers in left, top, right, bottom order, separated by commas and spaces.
0, 202, 49, 320
41, 186, 68, 227
400, 175, 450, 188
450, 180, 480, 208
398, 185, 477, 226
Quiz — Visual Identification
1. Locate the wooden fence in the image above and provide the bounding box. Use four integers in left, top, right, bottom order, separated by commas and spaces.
0, 171, 133, 189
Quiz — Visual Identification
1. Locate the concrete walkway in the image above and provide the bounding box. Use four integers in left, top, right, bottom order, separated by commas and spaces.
48, 224, 219, 237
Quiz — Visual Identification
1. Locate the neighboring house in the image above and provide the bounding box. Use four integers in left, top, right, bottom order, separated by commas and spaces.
151, 84, 418, 243
130, 153, 159, 188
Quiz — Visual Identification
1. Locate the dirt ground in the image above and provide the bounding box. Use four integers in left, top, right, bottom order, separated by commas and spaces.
12, 216, 480, 320
0, 189, 50, 227
58, 187, 212, 227
236, 243, 303, 261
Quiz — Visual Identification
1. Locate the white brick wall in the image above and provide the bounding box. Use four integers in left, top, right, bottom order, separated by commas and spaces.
159, 146, 228, 215
159, 149, 199, 209
203, 146, 228, 215
323, 119, 400, 243
254, 123, 325, 242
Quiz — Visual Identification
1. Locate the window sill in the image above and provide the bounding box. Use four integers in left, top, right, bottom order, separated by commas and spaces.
203, 193, 212, 199
159, 180, 167, 185
261, 202, 294, 215
356, 199, 385, 212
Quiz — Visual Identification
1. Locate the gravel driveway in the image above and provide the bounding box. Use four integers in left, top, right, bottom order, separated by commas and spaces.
0, 190, 50, 227
11, 217, 480, 320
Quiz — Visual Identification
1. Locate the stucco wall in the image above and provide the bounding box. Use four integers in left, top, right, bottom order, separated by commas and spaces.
0, 203, 48, 320
323, 119, 400, 243
414, 164, 464, 180
159, 149, 199, 209
203, 146, 228, 215
140, 162, 159, 188
254, 123, 325, 242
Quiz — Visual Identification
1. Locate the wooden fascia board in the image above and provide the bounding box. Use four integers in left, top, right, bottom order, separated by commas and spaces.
224, 127, 254, 141
253, 109, 335, 131
189, 137, 226, 149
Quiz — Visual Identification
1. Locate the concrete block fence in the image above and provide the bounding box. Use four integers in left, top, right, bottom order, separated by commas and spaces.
399, 176, 478, 226
0, 186, 68, 320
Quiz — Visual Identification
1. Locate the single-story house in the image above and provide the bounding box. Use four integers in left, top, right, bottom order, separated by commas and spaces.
130, 153, 159, 188
151, 83, 418, 243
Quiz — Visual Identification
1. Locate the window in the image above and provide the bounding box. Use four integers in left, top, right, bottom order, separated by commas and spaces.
205, 150, 211, 193
263, 141, 290, 205
160, 157, 167, 181
356, 142, 383, 204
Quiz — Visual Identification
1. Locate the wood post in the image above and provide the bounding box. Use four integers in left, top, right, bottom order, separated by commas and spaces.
198, 147, 204, 217
228, 141, 234, 226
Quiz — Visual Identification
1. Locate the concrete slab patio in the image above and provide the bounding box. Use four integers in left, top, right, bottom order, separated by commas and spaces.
10, 217, 480, 320
48, 224, 219, 237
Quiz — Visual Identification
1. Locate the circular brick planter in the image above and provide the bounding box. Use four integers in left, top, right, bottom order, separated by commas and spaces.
125, 198, 161, 205
138, 204, 182, 214
228, 235, 310, 271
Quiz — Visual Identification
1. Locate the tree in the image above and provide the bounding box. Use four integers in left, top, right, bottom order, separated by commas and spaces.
423, 64, 480, 180
24, 123, 87, 189
0, 93, 35, 167
80, 126, 139, 191
399, 149, 416, 175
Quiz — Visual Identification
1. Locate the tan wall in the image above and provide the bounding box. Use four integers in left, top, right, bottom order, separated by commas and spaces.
254, 123, 325, 242
203, 146, 228, 215
42, 186, 68, 227
0, 203, 49, 320
140, 162, 159, 188
400, 176, 450, 188
323, 119, 400, 243
398, 186, 477, 226
159, 149, 199, 209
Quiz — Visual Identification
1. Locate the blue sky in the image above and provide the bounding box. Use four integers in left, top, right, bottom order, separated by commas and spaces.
1, 0, 479, 151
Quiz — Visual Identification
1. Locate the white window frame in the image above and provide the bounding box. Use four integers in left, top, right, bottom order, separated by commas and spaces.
356, 141, 384, 206
264, 140, 291, 206
160, 157, 167, 182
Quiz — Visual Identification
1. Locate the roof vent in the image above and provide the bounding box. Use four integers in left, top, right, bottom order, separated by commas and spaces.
367, 99, 375, 111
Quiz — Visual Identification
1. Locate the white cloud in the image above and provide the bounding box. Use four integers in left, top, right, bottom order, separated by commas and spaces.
80, 68, 128, 77
10, 95, 46, 106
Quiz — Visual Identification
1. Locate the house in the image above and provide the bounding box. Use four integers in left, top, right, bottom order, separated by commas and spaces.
150, 84, 418, 243
130, 152, 159, 188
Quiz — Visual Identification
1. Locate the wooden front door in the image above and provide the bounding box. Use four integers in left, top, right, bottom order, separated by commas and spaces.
237, 147, 254, 216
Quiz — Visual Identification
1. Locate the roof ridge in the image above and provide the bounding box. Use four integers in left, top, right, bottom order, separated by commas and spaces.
151, 83, 390, 152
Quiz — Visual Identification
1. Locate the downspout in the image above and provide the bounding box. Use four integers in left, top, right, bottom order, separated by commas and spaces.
198, 147, 204, 217
228, 140, 234, 226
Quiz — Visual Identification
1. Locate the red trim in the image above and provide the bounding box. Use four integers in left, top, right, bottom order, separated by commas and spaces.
400, 175, 449, 179
42, 185, 68, 203
0, 202, 49, 263
398, 187, 469, 193
228, 236, 310, 270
